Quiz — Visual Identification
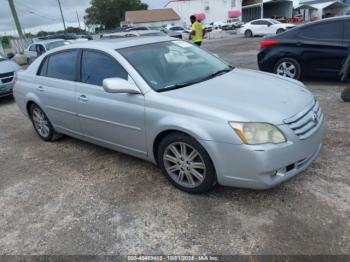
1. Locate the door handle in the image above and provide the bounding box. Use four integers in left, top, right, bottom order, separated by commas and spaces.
78, 94, 89, 102
37, 86, 44, 92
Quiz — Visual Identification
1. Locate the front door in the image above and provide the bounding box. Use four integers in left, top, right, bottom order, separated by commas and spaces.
76, 50, 147, 157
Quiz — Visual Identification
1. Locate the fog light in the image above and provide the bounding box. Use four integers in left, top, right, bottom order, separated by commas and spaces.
276, 167, 287, 177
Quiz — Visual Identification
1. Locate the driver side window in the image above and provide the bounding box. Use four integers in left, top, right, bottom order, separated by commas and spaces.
81, 50, 128, 86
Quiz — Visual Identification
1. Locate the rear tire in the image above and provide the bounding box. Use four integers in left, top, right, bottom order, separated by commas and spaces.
244, 29, 253, 38
341, 87, 350, 102
276, 28, 285, 34
30, 103, 62, 142
157, 133, 217, 194
274, 57, 301, 80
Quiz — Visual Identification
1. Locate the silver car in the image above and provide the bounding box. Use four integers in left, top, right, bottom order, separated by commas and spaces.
0, 53, 21, 98
24, 39, 66, 64
14, 37, 325, 193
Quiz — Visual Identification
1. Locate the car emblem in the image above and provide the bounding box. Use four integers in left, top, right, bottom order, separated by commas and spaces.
311, 112, 318, 123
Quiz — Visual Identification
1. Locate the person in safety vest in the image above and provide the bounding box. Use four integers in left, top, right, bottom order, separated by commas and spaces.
190, 15, 206, 47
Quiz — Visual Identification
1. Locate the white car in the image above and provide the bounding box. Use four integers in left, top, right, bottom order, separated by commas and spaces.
210, 21, 228, 30
240, 19, 295, 37
24, 39, 66, 64
101, 30, 166, 39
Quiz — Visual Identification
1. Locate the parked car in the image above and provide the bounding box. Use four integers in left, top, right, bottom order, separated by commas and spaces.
0, 53, 21, 98
210, 21, 229, 30
125, 26, 151, 32
227, 18, 244, 29
240, 19, 295, 37
101, 30, 166, 39
258, 16, 350, 80
204, 24, 213, 32
24, 39, 66, 64
164, 25, 186, 39
14, 38, 324, 193
340, 49, 350, 102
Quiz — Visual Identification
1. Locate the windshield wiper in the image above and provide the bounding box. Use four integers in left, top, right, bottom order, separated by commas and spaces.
159, 81, 199, 92
210, 66, 234, 78
158, 66, 234, 93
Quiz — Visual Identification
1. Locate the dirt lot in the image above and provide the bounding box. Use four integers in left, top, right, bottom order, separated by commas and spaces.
0, 36, 349, 255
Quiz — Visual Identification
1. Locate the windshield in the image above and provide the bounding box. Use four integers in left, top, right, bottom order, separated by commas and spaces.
268, 19, 281, 24
45, 40, 65, 51
118, 41, 232, 92
141, 32, 166, 37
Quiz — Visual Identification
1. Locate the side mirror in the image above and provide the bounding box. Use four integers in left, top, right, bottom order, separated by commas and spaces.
103, 77, 141, 94
7, 52, 15, 59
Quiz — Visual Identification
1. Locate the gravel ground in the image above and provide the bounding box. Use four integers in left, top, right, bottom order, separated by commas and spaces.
0, 36, 349, 255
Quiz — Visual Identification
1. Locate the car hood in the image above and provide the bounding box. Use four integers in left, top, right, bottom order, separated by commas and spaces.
159, 68, 314, 125
0, 60, 21, 74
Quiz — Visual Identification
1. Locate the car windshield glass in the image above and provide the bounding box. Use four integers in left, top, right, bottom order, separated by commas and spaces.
45, 41, 65, 51
141, 32, 166, 36
269, 19, 281, 24
118, 41, 232, 92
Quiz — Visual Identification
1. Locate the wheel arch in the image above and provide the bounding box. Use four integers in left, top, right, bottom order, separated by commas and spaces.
24, 93, 43, 117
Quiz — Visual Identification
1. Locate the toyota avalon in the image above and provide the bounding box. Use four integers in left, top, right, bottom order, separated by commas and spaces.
13, 37, 325, 193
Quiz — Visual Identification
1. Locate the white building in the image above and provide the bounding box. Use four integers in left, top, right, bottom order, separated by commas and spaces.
165, 0, 242, 25
166, 0, 296, 24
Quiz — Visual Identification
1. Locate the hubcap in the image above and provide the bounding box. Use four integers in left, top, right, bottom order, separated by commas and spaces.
32, 108, 50, 138
276, 62, 296, 78
163, 142, 206, 188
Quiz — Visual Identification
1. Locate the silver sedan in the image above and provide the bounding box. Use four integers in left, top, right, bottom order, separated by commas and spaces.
14, 37, 325, 193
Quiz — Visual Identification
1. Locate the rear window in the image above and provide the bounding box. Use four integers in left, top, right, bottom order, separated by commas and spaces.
45, 50, 78, 81
299, 22, 343, 40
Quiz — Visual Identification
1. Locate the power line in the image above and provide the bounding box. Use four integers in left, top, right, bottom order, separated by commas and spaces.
14, 0, 59, 21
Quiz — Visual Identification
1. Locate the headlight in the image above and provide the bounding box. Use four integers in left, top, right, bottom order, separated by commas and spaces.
229, 122, 286, 145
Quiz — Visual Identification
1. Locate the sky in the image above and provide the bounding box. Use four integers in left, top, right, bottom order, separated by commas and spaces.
0, 0, 167, 35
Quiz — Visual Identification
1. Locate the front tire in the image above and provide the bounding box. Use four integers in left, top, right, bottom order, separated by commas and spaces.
157, 133, 217, 194
244, 29, 253, 38
30, 104, 61, 141
274, 57, 301, 80
341, 87, 350, 102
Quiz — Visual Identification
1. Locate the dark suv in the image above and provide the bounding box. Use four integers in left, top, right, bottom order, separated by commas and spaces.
258, 16, 350, 80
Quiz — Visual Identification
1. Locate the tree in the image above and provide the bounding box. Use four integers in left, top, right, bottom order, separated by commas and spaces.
84, 0, 148, 30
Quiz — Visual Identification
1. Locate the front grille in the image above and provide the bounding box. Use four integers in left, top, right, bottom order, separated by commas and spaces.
284, 100, 324, 140
0, 72, 14, 84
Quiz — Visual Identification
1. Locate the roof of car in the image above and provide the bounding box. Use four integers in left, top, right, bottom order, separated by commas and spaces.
33, 39, 65, 45
52, 36, 174, 52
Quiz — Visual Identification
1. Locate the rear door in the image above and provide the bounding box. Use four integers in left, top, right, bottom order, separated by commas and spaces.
298, 21, 345, 77
35, 50, 82, 135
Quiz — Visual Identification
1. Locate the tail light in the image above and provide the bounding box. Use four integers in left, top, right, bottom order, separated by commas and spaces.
260, 39, 279, 49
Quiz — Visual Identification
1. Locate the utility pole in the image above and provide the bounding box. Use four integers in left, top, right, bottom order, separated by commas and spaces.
57, 0, 66, 31
7, 0, 24, 37
76, 10, 81, 29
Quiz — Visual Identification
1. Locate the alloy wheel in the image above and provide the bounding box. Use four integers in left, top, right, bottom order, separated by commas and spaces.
276, 61, 297, 78
32, 107, 50, 138
163, 142, 206, 188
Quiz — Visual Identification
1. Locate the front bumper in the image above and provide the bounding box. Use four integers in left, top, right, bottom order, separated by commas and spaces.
0, 82, 13, 98
200, 118, 325, 190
